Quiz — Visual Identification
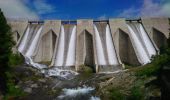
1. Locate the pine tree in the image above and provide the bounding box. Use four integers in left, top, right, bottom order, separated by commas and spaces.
0, 9, 14, 95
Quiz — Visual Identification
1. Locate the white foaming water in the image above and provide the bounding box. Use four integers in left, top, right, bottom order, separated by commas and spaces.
58, 86, 95, 99
65, 26, 77, 66
127, 24, 150, 64
139, 24, 156, 57
44, 67, 78, 79
25, 26, 43, 57
18, 26, 30, 53
94, 25, 106, 65
106, 24, 118, 65
90, 96, 101, 100
54, 25, 65, 66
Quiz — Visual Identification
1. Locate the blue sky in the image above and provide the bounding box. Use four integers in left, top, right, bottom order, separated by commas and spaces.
0, 0, 170, 20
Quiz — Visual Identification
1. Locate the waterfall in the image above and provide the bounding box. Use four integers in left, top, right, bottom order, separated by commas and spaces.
25, 26, 43, 57
94, 24, 106, 65
65, 25, 77, 66
106, 24, 118, 65
18, 26, 30, 54
139, 24, 156, 57
54, 25, 65, 66
127, 23, 151, 64
17, 24, 78, 79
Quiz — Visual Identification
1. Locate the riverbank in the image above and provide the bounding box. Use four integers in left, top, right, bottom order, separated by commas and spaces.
2, 62, 162, 100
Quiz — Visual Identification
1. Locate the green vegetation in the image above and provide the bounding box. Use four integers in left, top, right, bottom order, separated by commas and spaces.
128, 80, 144, 100
78, 65, 93, 73
0, 9, 15, 95
8, 53, 24, 66
0, 9, 25, 99
4, 71, 26, 100
133, 54, 169, 77
109, 88, 126, 100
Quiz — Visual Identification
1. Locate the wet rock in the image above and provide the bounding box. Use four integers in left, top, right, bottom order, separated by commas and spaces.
25, 80, 34, 84
24, 88, 32, 93
31, 84, 38, 88
38, 79, 46, 83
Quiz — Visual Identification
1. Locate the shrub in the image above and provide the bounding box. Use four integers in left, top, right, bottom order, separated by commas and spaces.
8, 53, 24, 66
4, 71, 26, 100
135, 53, 169, 77
109, 88, 126, 100
128, 80, 144, 100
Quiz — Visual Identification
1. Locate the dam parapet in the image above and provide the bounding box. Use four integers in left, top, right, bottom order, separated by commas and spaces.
8, 18, 170, 73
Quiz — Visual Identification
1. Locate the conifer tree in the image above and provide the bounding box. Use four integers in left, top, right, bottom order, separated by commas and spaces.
0, 9, 14, 94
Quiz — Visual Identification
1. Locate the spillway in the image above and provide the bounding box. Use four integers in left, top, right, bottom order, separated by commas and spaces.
105, 24, 119, 65
94, 24, 107, 65
65, 25, 76, 66
54, 24, 76, 67
138, 24, 156, 57
18, 24, 77, 79
127, 22, 156, 64
25, 26, 43, 57
18, 26, 30, 54
54, 25, 65, 66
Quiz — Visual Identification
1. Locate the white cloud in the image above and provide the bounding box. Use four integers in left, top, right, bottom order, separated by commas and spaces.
140, 0, 169, 17
118, 0, 170, 18
0, 0, 39, 20
118, 7, 140, 18
33, 0, 56, 15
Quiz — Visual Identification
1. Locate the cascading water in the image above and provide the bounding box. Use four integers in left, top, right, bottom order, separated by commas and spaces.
18, 24, 77, 79
57, 86, 100, 100
105, 24, 119, 65
18, 25, 30, 54
94, 24, 107, 65
25, 26, 43, 57
65, 25, 77, 66
54, 25, 65, 66
127, 23, 151, 64
138, 24, 156, 57
24, 25, 47, 69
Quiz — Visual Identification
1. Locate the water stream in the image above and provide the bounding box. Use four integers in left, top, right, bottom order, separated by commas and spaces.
94, 24, 107, 65
106, 24, 119, 65
54, 25, 65, 66
65, 25, 77, 66
127, 23, 151, 64
18, 25, 30, 53
138, 24, 156, 57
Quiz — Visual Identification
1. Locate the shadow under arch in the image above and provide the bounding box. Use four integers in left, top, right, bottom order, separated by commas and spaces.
77, 29, 95, 72
34, 29, 57, 63
152, 28, 167, 49
118, 29, 140, 66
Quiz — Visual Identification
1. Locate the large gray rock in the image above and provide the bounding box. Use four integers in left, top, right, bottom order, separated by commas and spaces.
24, 87, 32, 93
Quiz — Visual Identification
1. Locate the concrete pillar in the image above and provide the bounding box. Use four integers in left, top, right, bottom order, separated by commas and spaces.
8, 20, 28, 53
76, 19, 97, 72
94, 22, 109, 65
142, 18, 169, 48
33, 20, 61, 65
109, 18, 140, 66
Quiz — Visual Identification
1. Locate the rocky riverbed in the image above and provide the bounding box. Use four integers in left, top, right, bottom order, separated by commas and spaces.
9, 64, 160, 100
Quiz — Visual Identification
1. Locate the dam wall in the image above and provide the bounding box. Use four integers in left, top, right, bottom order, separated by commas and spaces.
142, 18, 169, 48
8, 18, 169, 72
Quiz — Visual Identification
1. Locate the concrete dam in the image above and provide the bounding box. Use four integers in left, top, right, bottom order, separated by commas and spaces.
8, 18, 169, 77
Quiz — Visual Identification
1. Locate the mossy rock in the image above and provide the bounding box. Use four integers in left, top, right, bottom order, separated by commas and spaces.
78, 65, 93, 73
